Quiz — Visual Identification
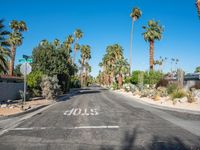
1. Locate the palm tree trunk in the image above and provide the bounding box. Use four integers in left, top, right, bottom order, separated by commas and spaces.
197, 0, 200, 17
9, 46, 16, 76
149, 40, 154, 71
81, 58, 85, 87
73, 40, 77, 64
129, 19, 135, 74
118, 73, 123, 88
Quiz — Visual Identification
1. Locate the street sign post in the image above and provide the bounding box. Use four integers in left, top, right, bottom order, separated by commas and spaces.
20, 62, 32, 109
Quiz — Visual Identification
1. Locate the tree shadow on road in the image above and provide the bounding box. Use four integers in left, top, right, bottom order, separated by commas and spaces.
77, 125, 200, 150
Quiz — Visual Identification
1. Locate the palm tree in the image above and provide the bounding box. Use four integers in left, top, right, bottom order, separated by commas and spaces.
197, 0, 200, 17
8, 20, 27, 76
73, 29, 83, 64
53, 39, 60, 47
114, 58, 129, 88
0, 19, 10, 74
129, 7, 142, 73
143, 20, 163, 70
80, 45, 91, 86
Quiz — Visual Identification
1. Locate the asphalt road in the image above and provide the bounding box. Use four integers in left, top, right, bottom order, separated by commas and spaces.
0, 86, 200, 150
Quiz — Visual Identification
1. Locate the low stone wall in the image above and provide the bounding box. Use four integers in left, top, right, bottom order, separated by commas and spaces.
0, 76, 24, 102
0, 82, 24, 101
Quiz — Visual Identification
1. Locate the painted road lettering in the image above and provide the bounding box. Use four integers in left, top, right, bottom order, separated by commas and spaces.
64, 108, 99, 116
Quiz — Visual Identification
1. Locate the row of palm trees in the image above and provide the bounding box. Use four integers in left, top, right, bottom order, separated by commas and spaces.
0, 19, 27, 76
98, 44, 129, 88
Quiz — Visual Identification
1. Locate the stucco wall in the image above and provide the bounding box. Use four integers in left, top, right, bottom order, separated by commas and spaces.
0, 82, 23, 101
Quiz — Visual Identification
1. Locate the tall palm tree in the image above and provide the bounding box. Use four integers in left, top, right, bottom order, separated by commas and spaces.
0, 19, 10, 74
143, 20, 163, 70
129, 7, 142, 73
80, 45, 91, 86
8, 20, 27, 76
197, 0, 200, 17
73, 29, 83, 64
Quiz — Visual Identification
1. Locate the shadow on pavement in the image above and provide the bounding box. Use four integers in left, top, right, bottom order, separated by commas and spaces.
77, 126, 199, 150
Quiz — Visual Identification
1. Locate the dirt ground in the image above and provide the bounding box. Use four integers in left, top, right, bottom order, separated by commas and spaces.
0, 99, 52, 116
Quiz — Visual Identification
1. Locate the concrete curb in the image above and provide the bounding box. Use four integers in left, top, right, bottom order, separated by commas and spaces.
110, 90, 200, 115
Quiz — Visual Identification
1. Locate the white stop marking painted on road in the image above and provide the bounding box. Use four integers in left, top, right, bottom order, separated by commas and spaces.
64, 108, 99, 116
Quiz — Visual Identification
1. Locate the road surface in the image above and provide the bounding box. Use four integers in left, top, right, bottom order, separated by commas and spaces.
0, 86, 200, 150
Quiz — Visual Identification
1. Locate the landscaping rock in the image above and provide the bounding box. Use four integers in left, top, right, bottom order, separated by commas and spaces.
192, 90, 200, 101
1, 104, 7, 108
178, 97, 188, 103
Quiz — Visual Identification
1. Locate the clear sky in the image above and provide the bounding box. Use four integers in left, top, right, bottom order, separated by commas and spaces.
1, 0, 200, 77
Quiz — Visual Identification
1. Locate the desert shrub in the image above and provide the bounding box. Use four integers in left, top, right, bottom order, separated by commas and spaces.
112, 82, 118, 90
124, 77, 131, 84
156, 87, 168, 97
167, 83, 178, 94
40, 75, 61, 100
123, 83, 131, 92
130, 71, 144, 84
187, 91, 195, 103
156, 78, 169, 88
171, 89, 186, 100
27, 71, 43, 97
144, 71, 164, 85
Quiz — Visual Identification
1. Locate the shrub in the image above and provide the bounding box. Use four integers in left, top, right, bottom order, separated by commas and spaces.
144, 71, 164, 85
27, 71, 43, 97
187, 91, 195, 103
70, 76, 81, 88
123, 83, 131, 92
112, 82, 118, 90
130, 71, 144, 84
167, 83, 178, 94
156, 78, 169, 88
171, 89, 186, 100
40, 75, 61, 100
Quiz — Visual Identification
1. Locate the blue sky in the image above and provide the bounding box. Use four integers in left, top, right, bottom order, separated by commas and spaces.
1, 0, 200, 77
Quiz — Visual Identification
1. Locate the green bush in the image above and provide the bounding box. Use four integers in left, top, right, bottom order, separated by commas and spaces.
112, 82, 118, 90
70, 76, 81, 88
171, 89, 186, 100
130, 71, 144, 84
130, 70, 163, 86
27, 71, 43, 97
144, 71, 164, 85
167, 84, 178, 94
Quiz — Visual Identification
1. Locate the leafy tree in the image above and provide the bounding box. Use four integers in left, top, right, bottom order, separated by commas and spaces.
8, 20, 27, 76
143, 20, 164, 70
32, 39, 77, 92
130, 7, 142, 72
0, 19, 10, 74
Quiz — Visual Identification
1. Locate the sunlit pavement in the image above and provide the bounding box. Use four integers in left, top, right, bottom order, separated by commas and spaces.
0, 86, 200, 150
